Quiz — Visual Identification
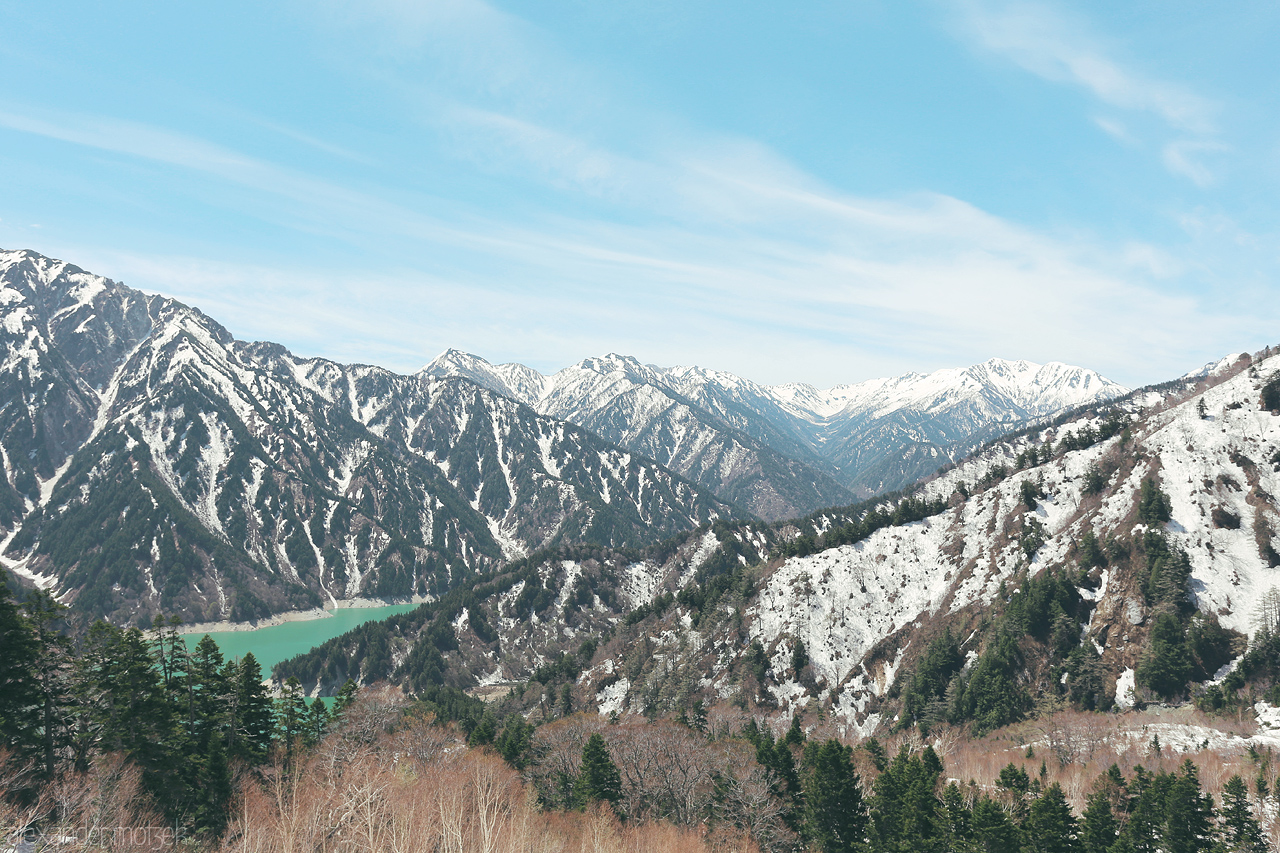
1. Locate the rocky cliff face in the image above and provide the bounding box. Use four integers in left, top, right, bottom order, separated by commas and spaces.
0, 249, 737, 625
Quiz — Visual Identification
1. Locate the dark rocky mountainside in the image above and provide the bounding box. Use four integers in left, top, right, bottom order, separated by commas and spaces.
0, 249, 737, 625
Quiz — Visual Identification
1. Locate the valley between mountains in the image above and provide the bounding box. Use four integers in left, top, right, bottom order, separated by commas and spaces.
4, 245, 1280, 751
6, 246, 1280, 852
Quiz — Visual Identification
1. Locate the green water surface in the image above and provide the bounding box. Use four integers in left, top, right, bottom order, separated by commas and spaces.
181, 603, 422, 676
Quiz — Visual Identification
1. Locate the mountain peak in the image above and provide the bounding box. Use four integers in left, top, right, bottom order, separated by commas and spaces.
421, 348, 550, 405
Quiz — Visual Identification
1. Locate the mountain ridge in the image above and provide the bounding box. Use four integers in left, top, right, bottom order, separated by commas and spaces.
0, 248, 740, 625
423, 348, 1128, 503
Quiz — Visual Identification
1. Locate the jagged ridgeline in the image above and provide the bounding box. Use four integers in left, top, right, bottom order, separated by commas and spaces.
0, 249, 738, 625
425, 349, 1130, 513
0, 248, 1135, 627
275, 349, 1280, 741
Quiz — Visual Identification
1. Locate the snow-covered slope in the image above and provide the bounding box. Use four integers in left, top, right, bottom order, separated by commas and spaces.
728, 351, 1279, 727
425, 351, 1128, 503
0, 249, 737, 625
312, 349, 1279, 735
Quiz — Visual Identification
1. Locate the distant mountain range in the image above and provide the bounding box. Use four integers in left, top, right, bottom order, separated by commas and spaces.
0, 247, 1125, 626
425, 349, 1127, 515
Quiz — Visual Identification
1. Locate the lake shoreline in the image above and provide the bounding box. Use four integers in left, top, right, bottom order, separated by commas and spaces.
176, 595, 431, 636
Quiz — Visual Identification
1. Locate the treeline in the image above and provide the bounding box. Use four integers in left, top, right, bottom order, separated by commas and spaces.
272, 531, 705, 695
0, 577, 347, 839
3, 568, 1274, 853
524, 715, 1268, 853
774, 495, 948, 561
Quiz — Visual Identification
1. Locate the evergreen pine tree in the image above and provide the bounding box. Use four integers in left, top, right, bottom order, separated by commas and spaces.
1219, 775, 1266, 853
229, 652, 274, 765
574, 733, 622, 809
1122, 769, 1172, 853
773, 736, 802, 809
1024, 783, 1081, 853
803, 739, 868, 853
303, 697, 329, 747
277, 676, 308, 767
497, 715, 533, 769
971, 795, 1020, 853
1081, 790, 1118, 853
333, 678, 359, 716
785, 714, 806, 747
1078, 530, 1106, 569
73, 622, 181, 814
940, 782, 973, 851
0, 576, 40, 767
869, 745, 943, 853
192, 735, 233, 838
792, 638, 809, 675
23, 588, 72, 779
1136, 612, 1192, 700
186, 635, 228, 747
1163, 760, 1214, 853
469, 709, 497, 746
864, 737, 888, 772
1138, 479, 1172, 526
150, 614, 186, 702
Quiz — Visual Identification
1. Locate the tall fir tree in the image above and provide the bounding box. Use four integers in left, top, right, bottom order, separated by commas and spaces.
1080, 790, 1118, 853
0, 576, 40, 767
20, 588, 71, 779
277, 676, 309, 768
940, 782, 973, 852
802, 739, 868, 853
333, 678, 359, 717
1136, 612, 1192, 700
869, 746, 944, 853
1219, 775, 1266, 853
1024, 783, 1081, 853
303, 697, 329, 747
574, 733, 622, 810
971, 795, 1020, 853
228, 652, 275, 765
73, 622, 182, 814
1163, 760, 1215, 853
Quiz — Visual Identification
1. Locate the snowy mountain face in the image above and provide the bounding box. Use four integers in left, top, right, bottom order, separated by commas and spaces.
0, 250, 736, 625
424, 351, 1127, 510
425, 351, 856, 520
290, 350, 1280, 737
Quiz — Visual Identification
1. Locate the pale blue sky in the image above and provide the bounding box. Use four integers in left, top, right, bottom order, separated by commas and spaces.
1, 0, 1278, 387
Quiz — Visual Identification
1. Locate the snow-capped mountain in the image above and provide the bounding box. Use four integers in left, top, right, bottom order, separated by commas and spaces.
0, 249, 736, 625
288, 347, 1280, 737
424, 350, 1127, 506
425, 350, 854, 520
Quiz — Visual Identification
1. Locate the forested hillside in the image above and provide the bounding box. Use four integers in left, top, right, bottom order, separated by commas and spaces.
2, 579, 1276, 851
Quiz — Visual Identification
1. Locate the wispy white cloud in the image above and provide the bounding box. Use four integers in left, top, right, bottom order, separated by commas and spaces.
953, 0, 1215, 133
950, 0, 1231, 186
1092, 116, 1136, 146
13, 98, 1255, 386
1, 3, 1266, 387
1162, 139, 1232, 188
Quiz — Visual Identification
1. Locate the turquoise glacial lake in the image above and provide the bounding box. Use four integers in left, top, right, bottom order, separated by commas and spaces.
181, 603, 422, 676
